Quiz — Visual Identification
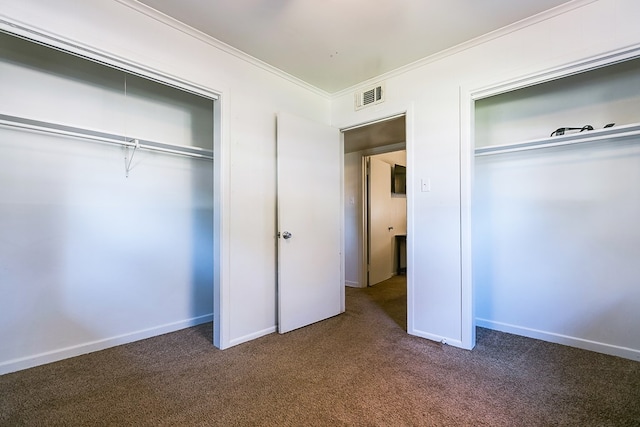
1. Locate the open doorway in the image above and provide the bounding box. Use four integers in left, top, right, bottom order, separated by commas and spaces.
343, 115, 407, 328
366, 152, 407, 286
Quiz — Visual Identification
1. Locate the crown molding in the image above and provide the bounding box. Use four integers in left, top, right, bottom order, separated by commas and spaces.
115, 0, 331, 100
2, 0, 598, 101
332, 0, 598, 99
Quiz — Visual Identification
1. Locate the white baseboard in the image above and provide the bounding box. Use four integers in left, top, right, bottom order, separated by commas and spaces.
228, 326, 277, 347
0, 314, 213, 375
476, 318, 640, 361
345, 280, 362, 288
408, 328, 465, 349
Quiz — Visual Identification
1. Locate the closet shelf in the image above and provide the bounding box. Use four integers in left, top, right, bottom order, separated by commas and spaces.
0, 113, 214, 160
474, 122, 640, 157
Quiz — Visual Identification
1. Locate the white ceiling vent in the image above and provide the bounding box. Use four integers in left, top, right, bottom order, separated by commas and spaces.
354, 83, 384, 110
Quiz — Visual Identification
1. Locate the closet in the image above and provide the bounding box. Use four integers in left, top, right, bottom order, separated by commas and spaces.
0, 31, 215, 373
473, 56, 640, 360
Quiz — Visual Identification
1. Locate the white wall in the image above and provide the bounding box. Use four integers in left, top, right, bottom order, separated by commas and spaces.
0, 0, 329, 373
331, 0, 640, 350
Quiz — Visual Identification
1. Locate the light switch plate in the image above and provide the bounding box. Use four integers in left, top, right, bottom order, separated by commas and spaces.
421, 178, 431, 192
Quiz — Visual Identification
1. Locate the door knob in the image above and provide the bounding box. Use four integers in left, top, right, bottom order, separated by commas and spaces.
282, 231, 292, 240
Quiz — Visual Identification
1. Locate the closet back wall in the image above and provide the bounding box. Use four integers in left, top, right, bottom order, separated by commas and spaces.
0, 33, 214, 374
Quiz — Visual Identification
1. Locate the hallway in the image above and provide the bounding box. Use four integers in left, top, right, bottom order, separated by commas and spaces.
359, 274, 407, 331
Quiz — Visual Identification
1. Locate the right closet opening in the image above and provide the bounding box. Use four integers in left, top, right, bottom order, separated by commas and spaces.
472, 56, 640, 360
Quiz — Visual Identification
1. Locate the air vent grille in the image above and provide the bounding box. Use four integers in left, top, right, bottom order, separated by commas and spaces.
355, 83, 384, 110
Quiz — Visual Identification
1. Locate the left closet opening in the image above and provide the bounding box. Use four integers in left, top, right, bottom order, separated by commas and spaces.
0, 30, 217, 375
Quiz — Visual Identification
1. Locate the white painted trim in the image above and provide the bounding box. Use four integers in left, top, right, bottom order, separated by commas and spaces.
341, 114, 406, 133
228, 326, 277, 347
345, 280, 362, 288
410, 329, 464, 349
0, 314, 213, 376
360, 155, 368, 289
332, 0, 598, 98
475, 122, 640, 156
214, 88, 231, 350
459, 87, 475, 351
404, 106, 415, 337
476, 319, 640, 362
114, 0, 330, 100
340, 131, 346, 313
470, 45, 640, 101
0, 17, 219, 100
0, 114, 214, 160
3, 0, 596, 99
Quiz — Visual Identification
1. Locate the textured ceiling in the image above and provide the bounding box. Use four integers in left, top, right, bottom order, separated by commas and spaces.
137, 0, 573, 93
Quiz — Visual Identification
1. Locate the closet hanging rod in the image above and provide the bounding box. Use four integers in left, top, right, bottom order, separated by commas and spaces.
474, 123, 640, 157
0, 114, 214, 160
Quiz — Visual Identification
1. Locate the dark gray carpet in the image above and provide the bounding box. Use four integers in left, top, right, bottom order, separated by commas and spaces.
1, 276, 639, 426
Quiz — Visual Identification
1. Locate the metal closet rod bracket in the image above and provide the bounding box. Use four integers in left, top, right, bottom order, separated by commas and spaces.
124, 139, 140, 178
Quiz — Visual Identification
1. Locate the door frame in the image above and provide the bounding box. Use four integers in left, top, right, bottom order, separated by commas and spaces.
340, 107, 414, 331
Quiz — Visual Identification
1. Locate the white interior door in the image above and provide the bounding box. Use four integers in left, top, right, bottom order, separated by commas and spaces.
368, 157, 394, 285
277, 112, 342, 333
